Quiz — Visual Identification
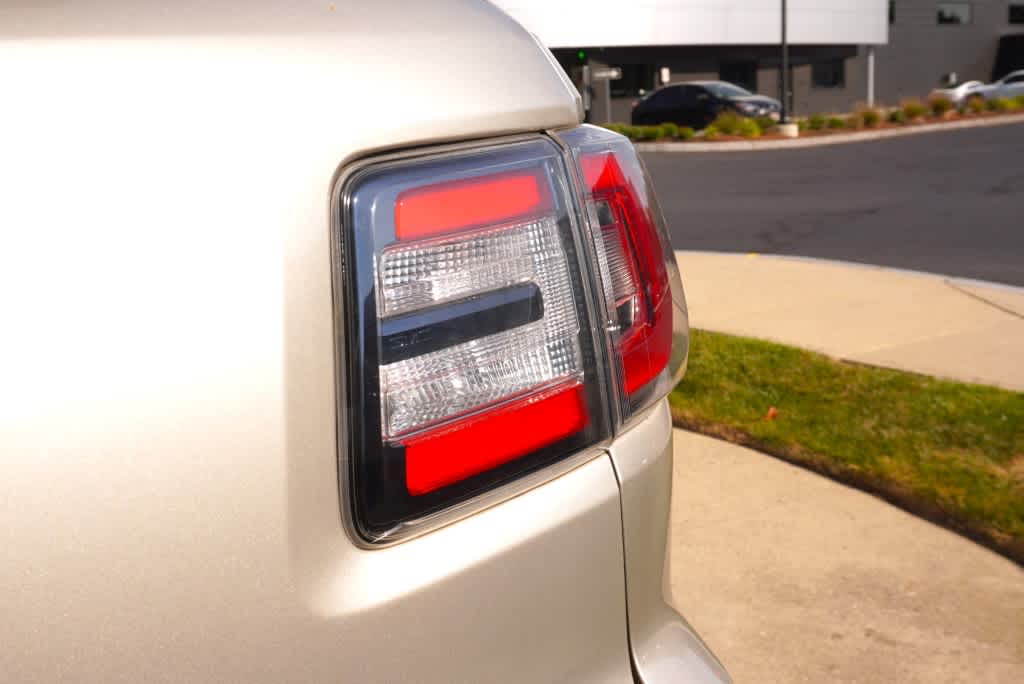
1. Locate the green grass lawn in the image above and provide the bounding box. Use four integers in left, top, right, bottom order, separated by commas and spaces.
670, 329, 1024, 563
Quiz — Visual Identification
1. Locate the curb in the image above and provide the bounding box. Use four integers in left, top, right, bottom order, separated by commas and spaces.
635, 112, 1024, 153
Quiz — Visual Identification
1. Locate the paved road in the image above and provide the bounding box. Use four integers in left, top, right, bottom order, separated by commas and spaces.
643, 123, 1024, 286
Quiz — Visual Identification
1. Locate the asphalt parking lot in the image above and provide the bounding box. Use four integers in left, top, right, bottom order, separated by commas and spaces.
643, 123, 1024, 286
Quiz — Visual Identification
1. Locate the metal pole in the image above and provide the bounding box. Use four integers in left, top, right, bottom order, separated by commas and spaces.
867, 45, 876, 107
581, 64, 592, 123
603, 78, 612, 124
781, 0, 789, 122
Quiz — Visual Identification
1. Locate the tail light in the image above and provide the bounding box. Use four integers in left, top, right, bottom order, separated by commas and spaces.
558, 126, 689, 416
335, 127, 687, 542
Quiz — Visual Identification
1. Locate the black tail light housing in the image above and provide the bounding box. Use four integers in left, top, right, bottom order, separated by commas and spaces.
333, 126, 688, 543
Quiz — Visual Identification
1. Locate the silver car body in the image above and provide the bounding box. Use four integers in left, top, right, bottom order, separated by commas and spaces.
968, 70, 1024, 101
0, 1, 729, 681
929, 80, 984, 105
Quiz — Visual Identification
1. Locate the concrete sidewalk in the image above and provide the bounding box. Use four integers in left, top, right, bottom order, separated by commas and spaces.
667, 251, 1024, 681
670, 430, 1024, 684
676, 251, 1024, 391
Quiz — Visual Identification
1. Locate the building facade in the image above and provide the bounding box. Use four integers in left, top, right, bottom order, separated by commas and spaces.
493, 0, 1024, 120
872, 1, 1024, 104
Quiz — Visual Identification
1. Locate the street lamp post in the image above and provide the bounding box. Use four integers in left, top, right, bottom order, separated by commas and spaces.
781, 0, 789, 122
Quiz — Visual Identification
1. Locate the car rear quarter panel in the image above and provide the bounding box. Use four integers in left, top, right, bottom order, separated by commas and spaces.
0, 2, 639, 681
609, 403, 732, 684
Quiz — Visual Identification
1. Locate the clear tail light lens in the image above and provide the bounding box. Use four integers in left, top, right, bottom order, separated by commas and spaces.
335, 127, 687, 542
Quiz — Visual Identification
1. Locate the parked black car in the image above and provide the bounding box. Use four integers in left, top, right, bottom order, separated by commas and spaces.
631, 81, 781, 128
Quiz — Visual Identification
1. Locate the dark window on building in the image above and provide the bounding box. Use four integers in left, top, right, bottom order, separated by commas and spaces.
610, 65, 655, 98
812, 59, 846, 88
719, 62, 758, 93
937, 2, 972, 24
1010, 4, 1024, 23
993, 34, 1024, 80
890, 0, 896, 24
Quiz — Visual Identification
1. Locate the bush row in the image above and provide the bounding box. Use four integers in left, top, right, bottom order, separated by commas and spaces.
603, 112, 766, 141
799, 93, 1024, 133
602, 122, 696, 141
703, 111, 763, 139
603, 93, 1024, 143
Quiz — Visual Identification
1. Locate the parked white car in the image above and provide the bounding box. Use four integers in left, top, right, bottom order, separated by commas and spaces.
965, 70, 1024, 101
928, 80, 984, 104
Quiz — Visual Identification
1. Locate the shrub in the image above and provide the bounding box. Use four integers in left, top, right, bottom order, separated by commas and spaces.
677, 126, 696, 141
755, 115, 777, 132
626, 126, 651, 142
988, 97, 1015, 113
807, 113, 827, 131
1016, 94, 1024, 108
796, 118, 809, 132
710, 111, 743, 135
659, 122, 680, 139
703, 124, 720, 140
737, 118, 762, 138
966, 95, 987, 114
863, 107, 882, 128
626, 125, 659, 141
900, 98, 928, 120
826, 116, 846, 130
600, 123, 626, 135
887, 108, 907, 125
928, 94, 953, 118
850, 105, 882, 129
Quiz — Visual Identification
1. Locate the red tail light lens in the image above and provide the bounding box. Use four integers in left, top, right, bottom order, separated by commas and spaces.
394, 170, 551, 241
404, 381, 587, 496
579, 151, 672, 396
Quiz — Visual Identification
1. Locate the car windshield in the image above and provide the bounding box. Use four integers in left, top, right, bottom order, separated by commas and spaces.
704, 82, 753, 98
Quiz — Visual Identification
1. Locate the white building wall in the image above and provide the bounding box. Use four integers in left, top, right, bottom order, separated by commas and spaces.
491, 0, 888, 48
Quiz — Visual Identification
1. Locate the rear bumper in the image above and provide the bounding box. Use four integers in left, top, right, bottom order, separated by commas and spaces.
608, 400, 732, 684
